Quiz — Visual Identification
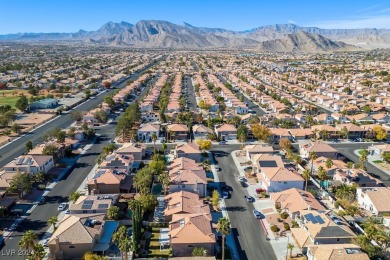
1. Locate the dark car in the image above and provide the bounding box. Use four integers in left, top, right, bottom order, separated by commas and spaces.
244, 195, 255, 202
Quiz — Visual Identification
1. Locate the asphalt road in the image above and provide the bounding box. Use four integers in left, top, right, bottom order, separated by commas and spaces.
184, 75, 198, 111
0, 61, 158, 168
217, 75, 266, 116
1, 65, 157, 259
210, 146, 276, 260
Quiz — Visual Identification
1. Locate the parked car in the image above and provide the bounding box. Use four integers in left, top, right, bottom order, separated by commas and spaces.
354, 138, 364, 142
243, 166, 253, 171
219, 141, 227, 145
244, 195, 255, 202
237, 176, 246, 182
42, 239, 49, 247
215, 166, 222, 172
57, 203, 67, 211
222, 191, 230, 199
240, 181, 247, 187
8, 223, 18, 232
253, 210, 263, 219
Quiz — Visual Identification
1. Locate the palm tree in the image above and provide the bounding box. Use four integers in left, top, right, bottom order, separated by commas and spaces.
325, 158, 333, 169
151, 133, 157, 153
48, 216, 58, 230
28, 244, 46, 260
19, 230, 37, 251
302, 169, 310, 191
113, 225, 132, 260
308, 151, 318, 177
287, 243, 295, 258
217, 217, 231, 260
158, 172, 170, 195
317, 166, 328, 189
312, 128, 318, 140
359, 150, 368, 170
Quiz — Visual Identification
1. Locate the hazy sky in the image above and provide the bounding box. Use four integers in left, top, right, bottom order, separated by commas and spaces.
1, 0, 390, 34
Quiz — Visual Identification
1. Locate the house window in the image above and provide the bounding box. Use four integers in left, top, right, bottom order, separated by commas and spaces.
188, 245, 193, 248
182, 185, 185, 188
283, 182, 287, 184
69, 246, 75, 248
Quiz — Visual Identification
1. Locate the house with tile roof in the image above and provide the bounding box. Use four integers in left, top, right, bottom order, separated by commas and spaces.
100, 153, 134, 174
174, 142, 202, 162
306, 244, 369, 260
163, 191, 210, 221
214, 124, 237, 140
243, 144, 275, 160
356, 187, 390, 216
137, 123, 160, 142
88, 169, 132, 195
3, 155, 54, 175
69, 195, 118, 215
169, 213, 216, 257
193, 124, 213, 140
116, 143, 145, 161
299, 141, 338, 159
333, 168, 383, 187
48, 214, 118, 259
270, 188, 325, 218
167, 124, 188, 141
335, 123, 367, 139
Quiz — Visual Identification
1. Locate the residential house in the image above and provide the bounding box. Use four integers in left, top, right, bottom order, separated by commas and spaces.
88, 169, 132, 194
137, 123, 160, 142
254, 154, 304, 192
311, 157, 347, 176
333, 169, 383, 187
3, 155, 54, 175
306, 244, 369, 260
356, 187, 390, 216
214, 124, 237, 140
193, 125, 213, 140
167, 124, 188, 141
169, 213, 216, 257
48, 214, 118, 259
243, 144, 275, 160
174, 142, 202, 162
99, 154, 134, 174
163, 191, 210, 222
116, 143, 145, 161
299, 141, 338, 159
335, 124, 367, 139
69, 195, 118, 215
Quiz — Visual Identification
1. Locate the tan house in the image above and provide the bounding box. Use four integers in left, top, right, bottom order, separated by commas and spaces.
48, 214, 118, 259
69, 195, 118, 214
307, 244, 369, 260
193, 124, 213, 140
169, 213, 216, 257
214, 124, 237, 140
116, 143, 145, 161
88, 169, 132, 194
167, 124, 188, 141
3, 155, 54, 175
174, 142, 202, 162
299, 141, 338, 159
244, 144, 275, 160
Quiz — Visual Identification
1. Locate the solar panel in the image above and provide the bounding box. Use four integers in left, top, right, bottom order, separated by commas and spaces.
259, 160, 277, 167
82, 204, 92, 209
304, 213, 318, 224
84, 200, 94, 205
98, 204, 108, 209
315, 216, 325, 224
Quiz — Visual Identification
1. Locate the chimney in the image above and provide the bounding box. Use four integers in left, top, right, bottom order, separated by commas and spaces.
54, 236, 60, 250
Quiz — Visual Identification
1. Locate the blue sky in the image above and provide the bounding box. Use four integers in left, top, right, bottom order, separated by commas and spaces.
1, 0, 390, 34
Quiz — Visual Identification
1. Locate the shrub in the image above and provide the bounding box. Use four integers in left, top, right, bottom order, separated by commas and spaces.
291, 220, 299, 228
192, 247, 208, 257
334, 200, 340, 208
270, 225, 280, 232
275, 203, 281, 210
280, 212, 289, 219
338, 210, 346, 216
260, 192, 268, 198
284, 223, 290, 230
37, 184, 46, 190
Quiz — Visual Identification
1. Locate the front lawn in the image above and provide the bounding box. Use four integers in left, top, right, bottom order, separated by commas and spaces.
373, 160, 383, 164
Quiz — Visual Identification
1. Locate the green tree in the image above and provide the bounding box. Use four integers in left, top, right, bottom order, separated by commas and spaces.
56, 130, 66, 143
251, 124, 271, 142
217, 217, 231, 260
102, 143, 116, 156
11, 123, 21, 134
42, 144, 58, 160
140, 194, 158, 212
129, 200, 142, 253
325, 158, 333, 169
149, 159, 165, 175
48, 216, 58, 229
373, 126, 387, 141
27, 243, 46, 260
287, 243, 295, 258
69, 191, 81, 203
158, 172, 170, 195
107, 206, 120, 220
302, 169, 310, 191
103, 95, 116, 110
151, 133, 157, 153
211, 189, 220, 207
83, 252, 107, 260
26, 140, 33, 153
340, 126, 349, 140
7, 172, 32, 197
309, 151, 318, 177
19, 230, 37, 251
317, 166, 328, 188
70, 110, 83, 122
112, 225, 132, 260
15, 95, 29, 111
359, 150, 368, 170
279, 138, 292, 152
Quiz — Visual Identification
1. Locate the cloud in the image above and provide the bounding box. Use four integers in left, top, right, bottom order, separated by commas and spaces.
287, 20, 296, 24
308, 15, 390, 29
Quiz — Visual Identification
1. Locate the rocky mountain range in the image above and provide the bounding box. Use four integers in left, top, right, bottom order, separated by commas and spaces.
1, 20, 389, 51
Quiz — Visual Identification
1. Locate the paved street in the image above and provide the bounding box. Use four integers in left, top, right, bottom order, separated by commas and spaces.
0, 60, 160, 168
210, 146, 276, 260
184, 75, 198, 111
0, 66, 156, 259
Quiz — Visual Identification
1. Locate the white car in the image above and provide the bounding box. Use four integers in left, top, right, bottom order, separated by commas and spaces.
253, 210, 263, 219
57, 203, 67, 211
237, 176, 246, 182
